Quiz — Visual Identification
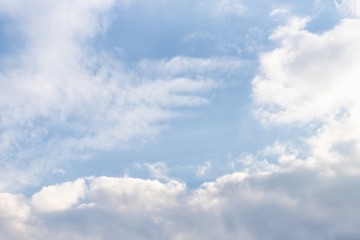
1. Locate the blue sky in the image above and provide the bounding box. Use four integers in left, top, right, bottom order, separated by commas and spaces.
1, 0, 360, 239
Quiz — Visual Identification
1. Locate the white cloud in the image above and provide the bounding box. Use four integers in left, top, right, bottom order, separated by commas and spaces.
0, 193, 36, 240
137, 57, 244, 79
196, 161, 212, 178
2, 2, 360, 239
253, 17, 360, 125
0, 168, 359, 239
88, 176, 185, 211
336, 0, 360, 17
31, 179, 86, 212
197, 0, 246, 18
215, 0, 246, 16
252, 16, 360, 174
0, 0, 244, 190
135, 162, 171, 181
269, 7, 290, 17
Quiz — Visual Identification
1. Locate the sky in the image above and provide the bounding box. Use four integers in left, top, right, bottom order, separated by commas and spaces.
1, 0, 360, 239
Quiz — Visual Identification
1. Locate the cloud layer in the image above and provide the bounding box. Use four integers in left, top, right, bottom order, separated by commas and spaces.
2, 168, 360, 240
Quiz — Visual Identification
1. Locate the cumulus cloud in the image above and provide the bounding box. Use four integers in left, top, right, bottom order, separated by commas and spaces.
253, 16, 359, 124
252, 15, 360, 173
227, 9, 360, 239
31, 179, 86, 213
0, 193, 33, 239
0, 169, 360, 240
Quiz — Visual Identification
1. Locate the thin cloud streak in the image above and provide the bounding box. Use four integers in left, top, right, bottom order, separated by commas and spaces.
0, 0, 243, 190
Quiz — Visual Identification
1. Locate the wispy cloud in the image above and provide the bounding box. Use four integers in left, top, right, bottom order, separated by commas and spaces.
0, 0, 243, 190
335, 0, 360, 17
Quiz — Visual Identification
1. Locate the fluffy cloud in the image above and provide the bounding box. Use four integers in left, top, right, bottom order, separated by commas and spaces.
0, 169, 360, 240
253, 16, 360, 125
252, 15, 360, 173
31, 179, 86, 212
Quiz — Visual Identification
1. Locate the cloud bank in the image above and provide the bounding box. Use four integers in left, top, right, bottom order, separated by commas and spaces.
2, 168, 360, 240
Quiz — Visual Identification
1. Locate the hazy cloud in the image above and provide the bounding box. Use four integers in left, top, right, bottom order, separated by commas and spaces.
336, 0, 360, 17
0, 0, 243, 190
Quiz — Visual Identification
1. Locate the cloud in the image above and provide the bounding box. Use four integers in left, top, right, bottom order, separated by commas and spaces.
2, 2, 360, 239
0, 167, 359, 240
253, 16, 360, 125
336, 0, 360, 17
249, 30, 360, 240
31, 179, 86, 212
0, 193, 35, 240
137, 57, 244, 79
196, 161, 212, 178
214, 0, 246, 16
195, 0, 246, 18
0, 0, 244, 190
135, 162, 170, 181
252, 15, 360, 173
269, 7, 290, 17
